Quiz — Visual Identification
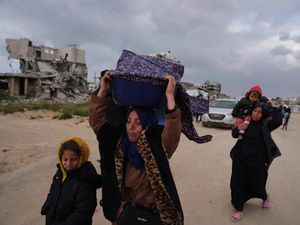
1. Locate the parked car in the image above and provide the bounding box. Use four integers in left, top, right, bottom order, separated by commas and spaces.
202, 99, 237, 129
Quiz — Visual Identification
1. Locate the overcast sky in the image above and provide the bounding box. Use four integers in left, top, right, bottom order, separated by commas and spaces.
1, 0, 300, 98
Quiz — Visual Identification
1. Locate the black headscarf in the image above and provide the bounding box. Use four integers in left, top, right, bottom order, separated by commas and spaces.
254, 102, 272, 120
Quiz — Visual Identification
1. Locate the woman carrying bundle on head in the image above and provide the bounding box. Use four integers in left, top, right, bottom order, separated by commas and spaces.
89, 72, 184, 225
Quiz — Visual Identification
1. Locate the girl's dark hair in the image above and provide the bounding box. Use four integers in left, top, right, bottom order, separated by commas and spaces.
60, 140, 81, 157
100, 70, 109, 78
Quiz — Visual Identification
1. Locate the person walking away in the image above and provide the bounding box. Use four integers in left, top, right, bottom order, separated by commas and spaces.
282, 106, 291, 131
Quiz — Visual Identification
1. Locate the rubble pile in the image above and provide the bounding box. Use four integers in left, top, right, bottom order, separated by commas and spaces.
0, 38, 89, 103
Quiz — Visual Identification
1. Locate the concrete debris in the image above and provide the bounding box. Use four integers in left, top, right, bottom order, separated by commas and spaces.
0, 38, 90, 103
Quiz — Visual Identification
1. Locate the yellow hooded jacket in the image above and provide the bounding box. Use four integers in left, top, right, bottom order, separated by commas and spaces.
58, 136, 90, 182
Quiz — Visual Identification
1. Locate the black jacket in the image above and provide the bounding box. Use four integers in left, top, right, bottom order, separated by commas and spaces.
41, 161, 102, 225
97, 124, 183, 223
232, 96, 269, 118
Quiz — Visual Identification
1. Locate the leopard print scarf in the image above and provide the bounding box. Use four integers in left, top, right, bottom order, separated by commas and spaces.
115, 132, 183, 225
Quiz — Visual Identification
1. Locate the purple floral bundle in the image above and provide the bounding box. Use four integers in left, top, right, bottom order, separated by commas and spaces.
109, 50, 212, 144
188, 96, 209, 115
110, 49, 184, 82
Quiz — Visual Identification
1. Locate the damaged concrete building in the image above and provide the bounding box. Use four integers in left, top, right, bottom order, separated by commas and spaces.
0, 38, 89, 101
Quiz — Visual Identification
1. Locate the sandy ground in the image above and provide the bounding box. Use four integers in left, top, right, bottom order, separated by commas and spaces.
0, 110, 299, 225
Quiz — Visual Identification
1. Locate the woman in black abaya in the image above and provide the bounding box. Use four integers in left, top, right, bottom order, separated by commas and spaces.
230, 101, 282, 222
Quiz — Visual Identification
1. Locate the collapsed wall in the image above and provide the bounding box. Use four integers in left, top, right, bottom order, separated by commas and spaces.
0, 38, 89, 102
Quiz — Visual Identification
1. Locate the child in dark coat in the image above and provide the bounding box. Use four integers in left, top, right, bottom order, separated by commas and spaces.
41, 136, 102, 225
232, 85, 269, 139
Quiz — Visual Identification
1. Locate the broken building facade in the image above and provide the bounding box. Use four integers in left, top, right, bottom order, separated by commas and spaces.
200, 80, 221, 94
0, 38, 88, 101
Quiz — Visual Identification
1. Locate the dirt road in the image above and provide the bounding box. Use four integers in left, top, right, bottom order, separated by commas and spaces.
0, 111, 299, 225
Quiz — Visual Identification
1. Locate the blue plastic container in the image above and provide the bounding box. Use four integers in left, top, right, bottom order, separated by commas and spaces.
111, 76, 167, 108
